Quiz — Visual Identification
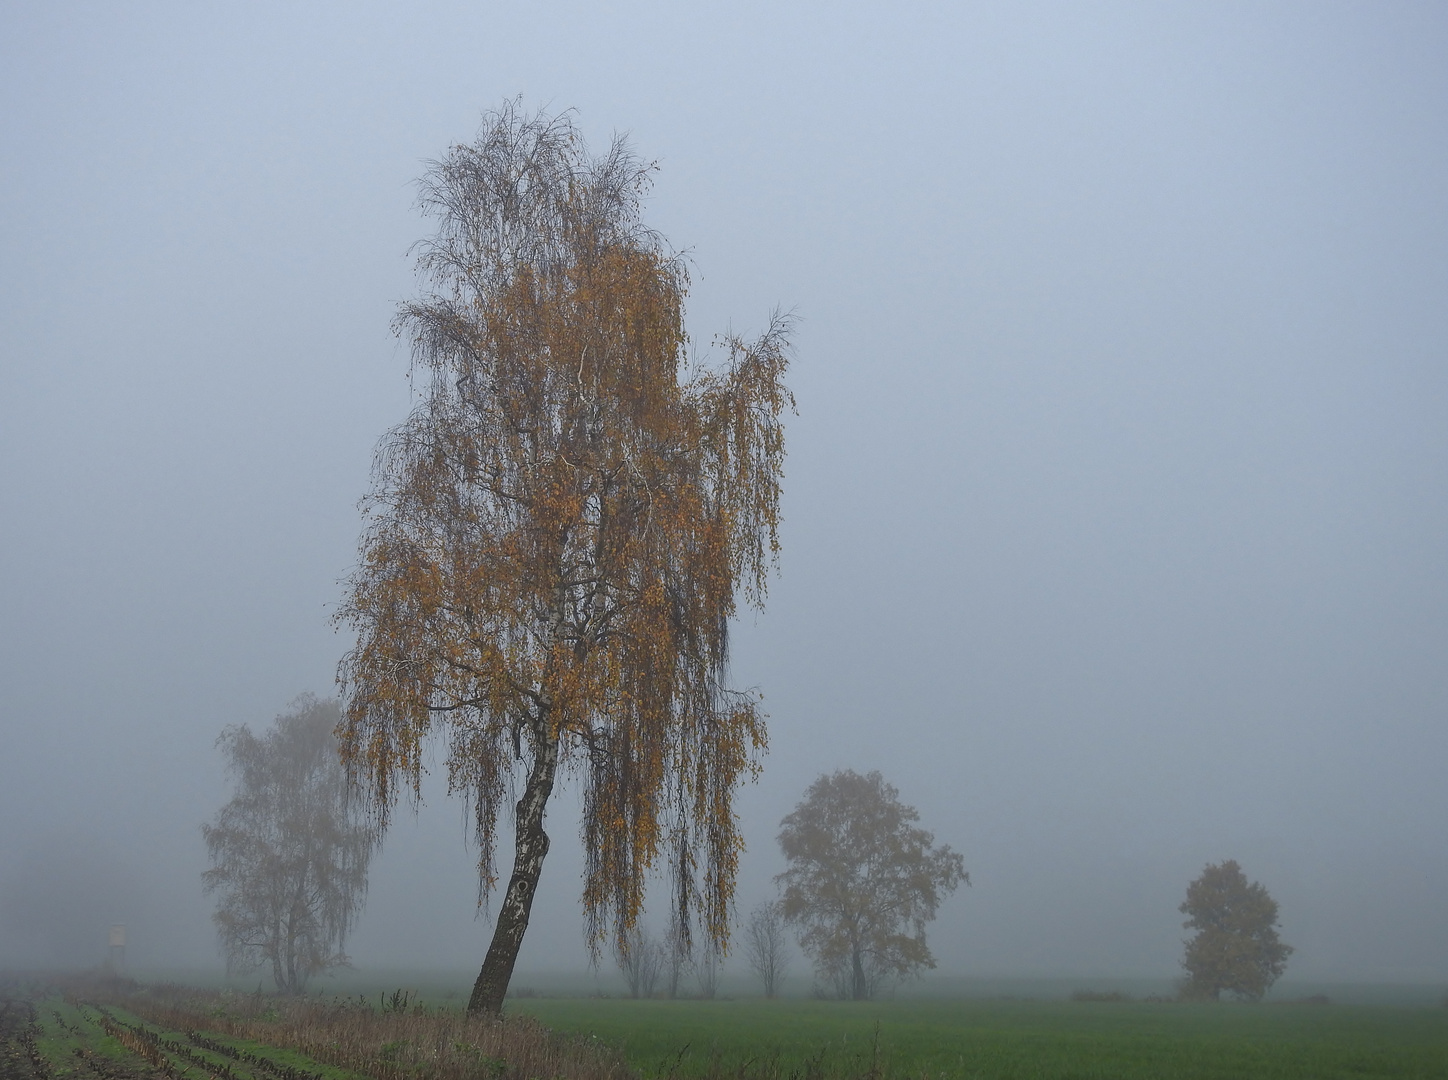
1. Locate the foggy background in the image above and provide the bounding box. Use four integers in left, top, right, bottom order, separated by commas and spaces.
3, 1, 1446, 987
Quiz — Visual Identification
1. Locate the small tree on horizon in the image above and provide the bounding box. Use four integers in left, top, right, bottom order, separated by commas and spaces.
777, 770, 967, 1000
202, 695, 375, 994
1179, 860, 1292, 1001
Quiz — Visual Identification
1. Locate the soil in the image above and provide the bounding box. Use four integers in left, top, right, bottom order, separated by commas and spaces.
0, 995, 46, 1080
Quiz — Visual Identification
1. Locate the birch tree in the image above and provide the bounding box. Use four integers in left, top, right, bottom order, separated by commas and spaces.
202, 696, 374, 994
337, 101, 793, 1015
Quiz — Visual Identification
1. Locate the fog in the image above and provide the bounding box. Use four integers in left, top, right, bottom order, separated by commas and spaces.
2, 2, 1446, 987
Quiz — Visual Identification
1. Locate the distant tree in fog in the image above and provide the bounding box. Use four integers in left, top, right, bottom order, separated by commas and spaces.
664, 909, 691, 999
614, 924, 663, 999
742, 900, 790, 998
202, 695, 375, 994
1179, 860, 1291, 1001
777, 770, 967, 1000
334, 100, 793, 1016
694, 941, 721, 999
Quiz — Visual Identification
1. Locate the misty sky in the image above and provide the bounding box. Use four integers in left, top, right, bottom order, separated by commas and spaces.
2, 1, 1446, 986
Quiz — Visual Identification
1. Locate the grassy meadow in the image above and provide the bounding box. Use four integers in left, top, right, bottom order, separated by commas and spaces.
507, 996, 1448, 1080
6, 974, 1447, 1080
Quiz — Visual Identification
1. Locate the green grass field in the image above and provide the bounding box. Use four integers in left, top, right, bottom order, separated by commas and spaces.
508, 997, 1448, 1080
9, 974, 1446, 1080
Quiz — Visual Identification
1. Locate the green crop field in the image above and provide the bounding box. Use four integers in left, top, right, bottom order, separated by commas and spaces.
509, 996, 1448, 1080
5, 977, 1446, 1080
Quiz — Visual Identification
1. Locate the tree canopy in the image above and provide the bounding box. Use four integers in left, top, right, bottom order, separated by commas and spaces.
1179, 859, 1292, 1001
336, 101, 793, 1015
202, 695, 375, 994
777, 770, 967, 999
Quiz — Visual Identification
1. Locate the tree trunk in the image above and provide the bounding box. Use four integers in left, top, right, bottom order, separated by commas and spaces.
271, 912, 285, 993
467, 714, 561, 1015
852, 944, 867, 1001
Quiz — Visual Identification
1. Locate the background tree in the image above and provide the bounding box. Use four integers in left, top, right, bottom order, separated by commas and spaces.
777, 770, 966, 1000
742, 900, 790, 998
694, 942, 721, 999
202, 695, 375, 994
336, 101, 793, 1016
614, 925, 663, 999
1179, 859, 1292, 1001
664, 909, 691, 999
